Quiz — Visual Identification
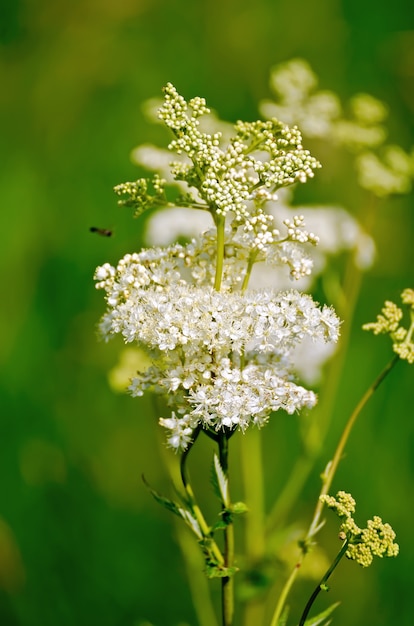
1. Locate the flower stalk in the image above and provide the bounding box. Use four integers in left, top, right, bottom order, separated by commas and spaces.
214, 213, 226, 291
270, 353, 400, 625
298, 540, 349, 626
308, 353, 399, 539
218, 432, 235, 626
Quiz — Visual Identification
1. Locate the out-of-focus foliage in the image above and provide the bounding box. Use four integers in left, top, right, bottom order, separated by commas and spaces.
0, 1, 413, 625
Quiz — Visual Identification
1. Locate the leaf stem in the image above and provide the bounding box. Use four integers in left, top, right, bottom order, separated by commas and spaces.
298, 540, 349, 626
219, 432, 235, 626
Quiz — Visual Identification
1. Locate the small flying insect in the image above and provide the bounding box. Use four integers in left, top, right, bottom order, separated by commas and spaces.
90, 226, 113, 237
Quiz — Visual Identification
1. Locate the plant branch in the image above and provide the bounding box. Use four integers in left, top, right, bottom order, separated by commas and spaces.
214, 214, 226, 291
307, 353, 400, 539
180, 428, 225, 566
219, 431, 235, 626
298, 540, 349, 626
270, 353, 400, 625
241, 250, 258, 293
241, 428, 266, 626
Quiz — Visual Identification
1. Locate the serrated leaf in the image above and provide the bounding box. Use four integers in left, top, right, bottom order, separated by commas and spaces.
210, 458, 221, 501
304, 602, 340, 626
178, 508, 203, 539
142, 475, 184, 518
212, 454, 229, 506
142, 477, 205, 540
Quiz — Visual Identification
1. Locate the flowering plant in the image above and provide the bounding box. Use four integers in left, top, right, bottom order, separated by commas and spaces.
94, 80, 410, 625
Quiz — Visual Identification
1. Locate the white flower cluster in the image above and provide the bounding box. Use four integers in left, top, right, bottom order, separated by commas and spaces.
144, 187, 375, 292
133, 146, 374, 292
95, 84, 341, 450
260, 59, 414, 198
260, 59, 341, 139
260, 59, 387, 149
157, 83, 320, 225
144, 212, 318, 288
356, 146, 414, 196
95, 244, 340, 450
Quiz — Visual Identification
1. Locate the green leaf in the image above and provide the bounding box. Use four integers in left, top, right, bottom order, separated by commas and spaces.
205, 563, 239, 579
142, 476, 204, 539
212, 454, 229, 506
210, 458, 221, 501
230, 501, 248, 515
177, 508, 203, 539
210, 519, 228, 532
303, 602, 340, 626
142, 474, 184, 517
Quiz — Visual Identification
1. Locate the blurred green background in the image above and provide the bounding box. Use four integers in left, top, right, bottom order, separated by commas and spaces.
1, 0, 413, 624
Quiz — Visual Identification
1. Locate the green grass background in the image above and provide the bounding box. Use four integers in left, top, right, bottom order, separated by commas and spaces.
1, 0, 413, 624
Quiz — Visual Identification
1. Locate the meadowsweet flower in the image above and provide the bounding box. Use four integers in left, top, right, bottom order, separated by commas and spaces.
260, 59, 341, 139
332, 94, 387, 151
260, 59, 388, 150
266, 189, 375, 274
260, 58, 414, 203
132, 79, 375, 289
121, 83, 321, 224
95, 247, 340, 449
144, 189, 374, 292
95, 84, 340, 450
321, 491, 399, 567
363, 289, 414, 363
356, 146, 413, 196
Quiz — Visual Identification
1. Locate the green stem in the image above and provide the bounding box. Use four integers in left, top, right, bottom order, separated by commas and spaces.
214, 214, 226, 291
307, 354, 400, 539
298, 540, 349, 626
219, 432, 234, 626
269, 560, 301, 626
153, 409, 219, 626
180, 430, 225, 567
241, 250, 258, 293
174, 524, 220, 626
241, 428, 266, 626
269, 354, 399, 625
